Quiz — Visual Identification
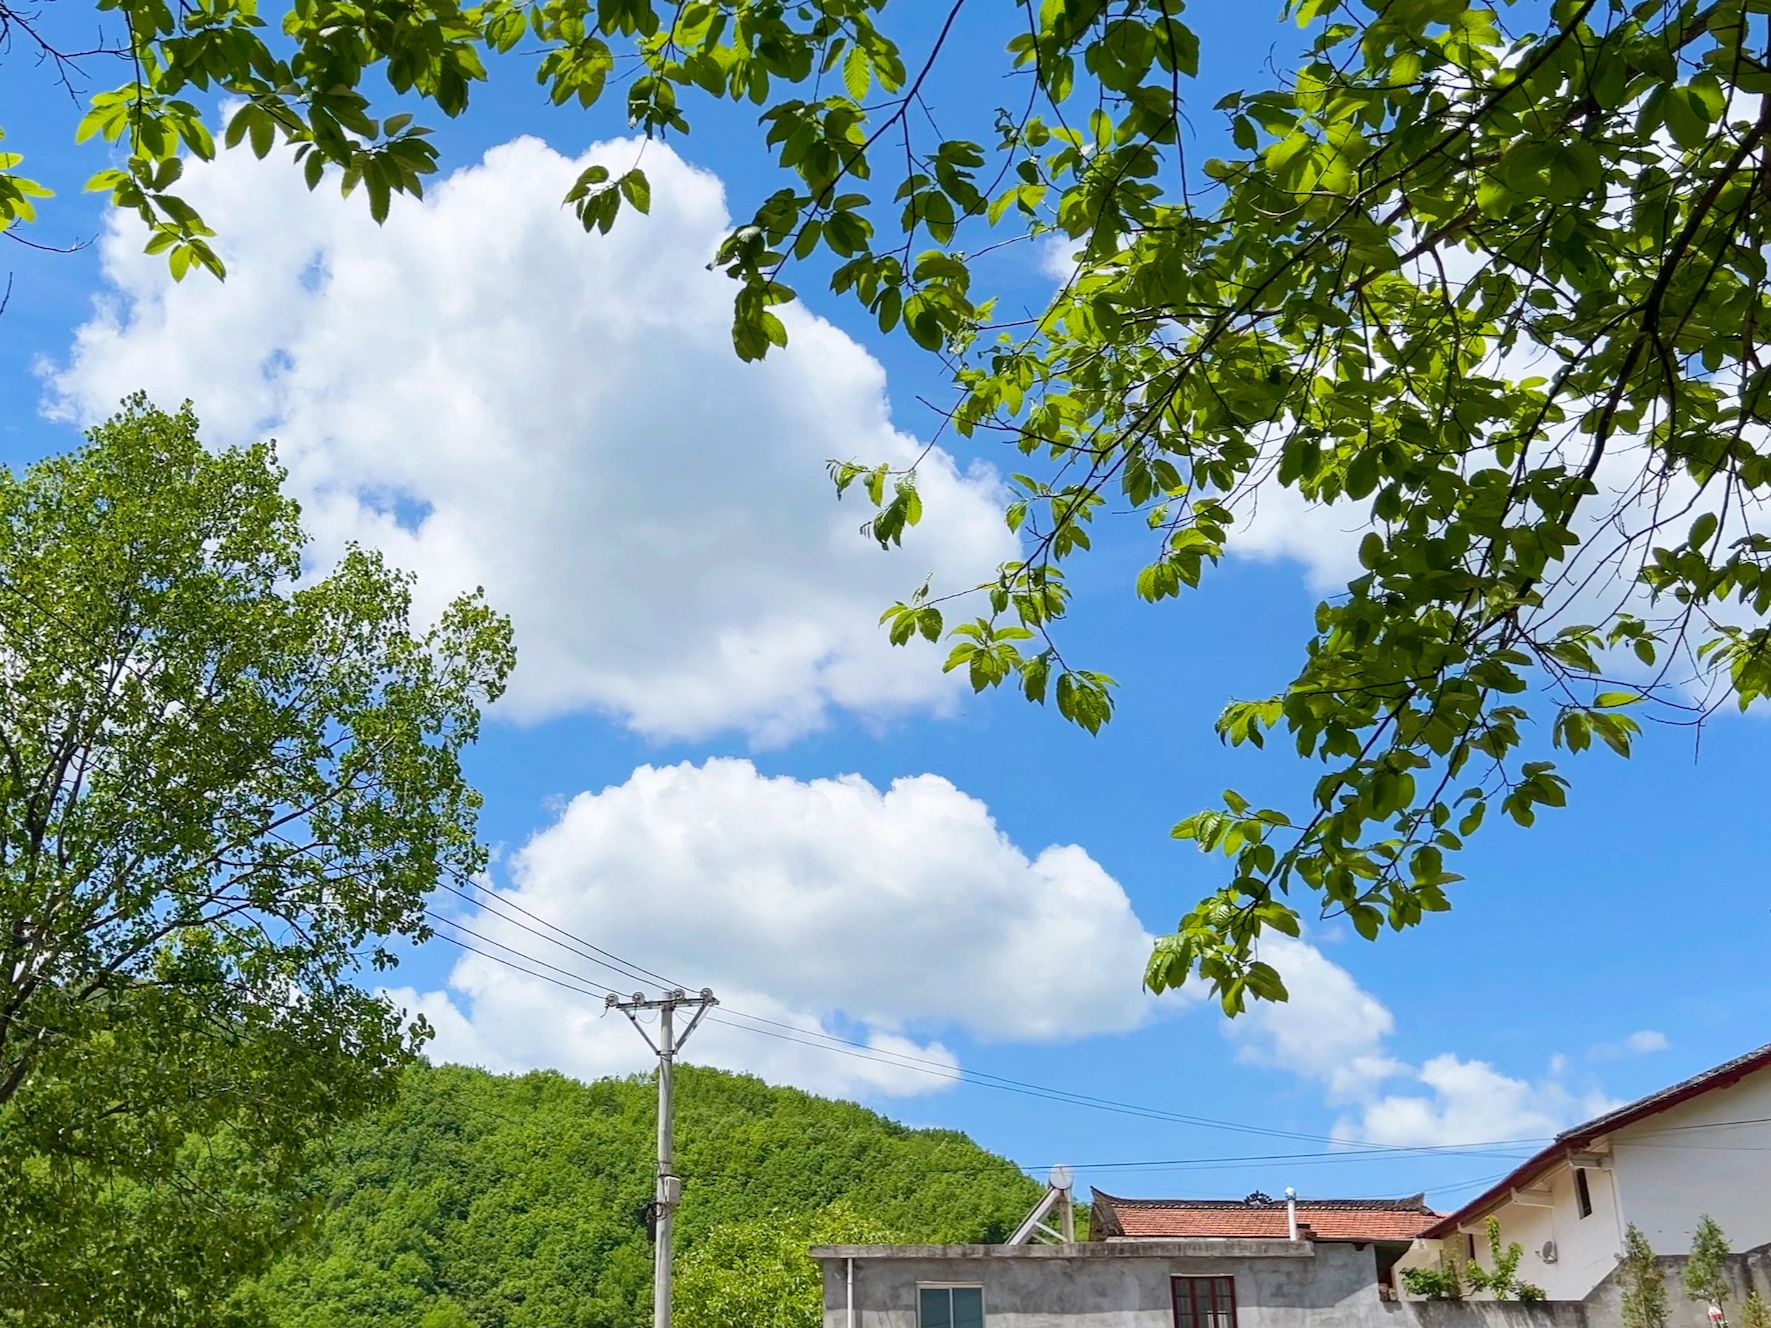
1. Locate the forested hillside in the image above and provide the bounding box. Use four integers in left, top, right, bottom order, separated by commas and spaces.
245, 1063, 1041, 1328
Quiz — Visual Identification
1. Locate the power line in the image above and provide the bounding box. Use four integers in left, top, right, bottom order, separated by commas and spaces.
429, 867, 679, 991
417, 913, 1487, 1157
0, 570, 1672, 1168
425, 929, 614, 1002
411, 887, 1771, 1162
703, 1008, 1524, 1155
416, 885, 1435, 1153
3, 564, 1761, 1200
424, 913, 619, 995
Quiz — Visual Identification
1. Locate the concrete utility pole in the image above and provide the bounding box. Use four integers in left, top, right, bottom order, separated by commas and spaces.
608, 987, 718, 1328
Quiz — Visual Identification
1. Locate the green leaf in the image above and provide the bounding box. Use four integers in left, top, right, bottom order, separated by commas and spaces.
843, 45, 871, 102
619, 168, 651, 214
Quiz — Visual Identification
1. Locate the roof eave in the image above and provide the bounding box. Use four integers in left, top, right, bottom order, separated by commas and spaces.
1421, 1042, 1771, 1239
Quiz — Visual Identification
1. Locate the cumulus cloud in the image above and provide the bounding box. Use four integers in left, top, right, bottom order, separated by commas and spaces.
1348, 1054, 1616, 1149
385, 758, 1173, 1097
45, 136, 1015, 744
1588, 1028, 1671, 1061
1231, 935, 1615, 1146
1225, 935, 1405, 1101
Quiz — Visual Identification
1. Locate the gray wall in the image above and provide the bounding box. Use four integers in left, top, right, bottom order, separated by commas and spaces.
815, 1240, 1382, 1328
1387, 1304, 1584, 1328
1581, 1246, 1771, 1328
817, 1243, 1771, 1328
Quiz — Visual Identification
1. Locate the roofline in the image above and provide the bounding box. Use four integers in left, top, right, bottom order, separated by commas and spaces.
1091, 1189, 1430, 1211
1421, 1042, 1771, 1239
1091, 1186, 1437, 1243
1091, 1188, 1124, 1238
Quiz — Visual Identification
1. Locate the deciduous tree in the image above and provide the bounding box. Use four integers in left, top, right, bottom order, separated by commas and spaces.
10, 0, 1771, 1008
676, 1201, 900, 1328
0, 396, 513, 1326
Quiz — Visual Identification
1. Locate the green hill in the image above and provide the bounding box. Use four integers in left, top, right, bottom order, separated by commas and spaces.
246, 1062, 1042, 1328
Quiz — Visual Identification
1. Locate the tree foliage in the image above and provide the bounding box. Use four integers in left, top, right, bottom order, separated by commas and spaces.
1398, 1257, 1464, 1302
0, 397, 514, 1327
676, 1200, 899, 1328
1622, 1223, 1670, 1328
12, 0, 1771, 1007
1686, 1214, 1734, 1310
1464, 1215, 1545, 1303
244, 1061, 1042, 1328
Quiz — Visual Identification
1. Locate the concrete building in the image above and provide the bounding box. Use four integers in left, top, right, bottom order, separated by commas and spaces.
813, 1194, 1441, 1328
1400, 1042, 1771, 1303
813, 1044, 1771, 1328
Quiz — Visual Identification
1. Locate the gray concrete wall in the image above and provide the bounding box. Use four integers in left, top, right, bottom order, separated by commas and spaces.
814, 1241, 1382, 1328
1580, 1245, 1771, 1328
1383, 1302, 1585, 1328
817, 1241, 1771, 1328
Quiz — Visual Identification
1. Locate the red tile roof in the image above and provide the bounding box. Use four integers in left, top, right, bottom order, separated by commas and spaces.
1090, 1190, 1440, 1243
1421, 1041, 1771, 1240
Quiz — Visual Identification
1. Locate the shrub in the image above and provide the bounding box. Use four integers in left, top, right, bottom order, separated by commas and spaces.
1400, 1264, 1464, 1301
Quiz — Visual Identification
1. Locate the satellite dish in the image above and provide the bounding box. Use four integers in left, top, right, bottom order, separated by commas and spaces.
1049, 1164, 1074, 1193
1540, 1241, 1558, 1264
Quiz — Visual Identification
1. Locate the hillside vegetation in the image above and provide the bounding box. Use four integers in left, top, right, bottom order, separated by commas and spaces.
246, 1062, 1041, 1328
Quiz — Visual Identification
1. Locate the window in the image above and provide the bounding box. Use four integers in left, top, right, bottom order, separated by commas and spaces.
919, 1285, 983, 1328
1173, 1277, 1238, 1328
1466, 1233, 1478, 1262
1575, 1167, 1593, 1219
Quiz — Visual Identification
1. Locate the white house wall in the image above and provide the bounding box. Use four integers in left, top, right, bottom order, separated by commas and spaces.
1403, 1061, 1771, 1305
1477, 1162, 1620, 1304
1610, 1062, 1771, 1255
1533, 1162, 1623, 1302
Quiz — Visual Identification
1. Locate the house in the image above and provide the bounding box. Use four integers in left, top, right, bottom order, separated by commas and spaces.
1091, 1191, 1441, 1299
1400, 1041, 1771, 1305
811, 1190, 1442, 1328
811, 1043, 1771, 1328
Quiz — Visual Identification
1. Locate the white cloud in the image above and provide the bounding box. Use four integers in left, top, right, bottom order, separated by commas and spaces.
1226, 935, 1404, 1101
1229, 473, 1370, 592
45, 136, 1016, 744
1347, 1053, 1614, 1149
1232, 936, 1614, 1146
1589, 1028, 1671, 1061
385, 758, 1173, 1098
1038, 234, 1081, 283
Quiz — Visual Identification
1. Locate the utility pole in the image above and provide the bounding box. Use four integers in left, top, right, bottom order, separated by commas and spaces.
609, 987, 718, 1328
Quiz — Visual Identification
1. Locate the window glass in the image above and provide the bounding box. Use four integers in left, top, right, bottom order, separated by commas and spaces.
952, 1286, 984, 1328
1174, 1282, 1197, 1328
919, 1289, 953, 1328
1174, 1277, 1237, 1328
1211, 1278, 1236, 1328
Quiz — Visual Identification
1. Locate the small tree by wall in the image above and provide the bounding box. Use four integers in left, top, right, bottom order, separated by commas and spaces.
1739, 1293, 1771, 1328
1463, 1218, 1547, 1303
1686, 1216, 1733, 1319
1399, 1255, 1465, 1302
1622, 1224, 1670, 1328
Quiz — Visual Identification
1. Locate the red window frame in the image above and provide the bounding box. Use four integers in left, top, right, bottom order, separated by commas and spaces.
1172, 1276, 1238, 1328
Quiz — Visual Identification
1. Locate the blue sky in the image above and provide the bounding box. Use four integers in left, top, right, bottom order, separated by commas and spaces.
4, 2, 1768, 1214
